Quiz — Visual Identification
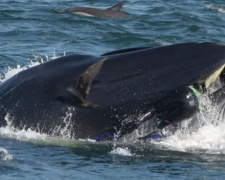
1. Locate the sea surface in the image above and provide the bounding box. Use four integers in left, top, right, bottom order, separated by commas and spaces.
1, 0, 225, 179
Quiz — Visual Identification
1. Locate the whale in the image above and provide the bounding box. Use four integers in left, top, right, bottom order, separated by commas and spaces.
64, 1, 128, 18
0, 42, 225, 141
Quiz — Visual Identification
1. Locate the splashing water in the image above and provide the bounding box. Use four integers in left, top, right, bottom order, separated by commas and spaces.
110, 147, 135, 156
159, 123, 225, 154
0, 112, 91, 148
0, 54, 76, 145
51, 107, 76, 138
0, 113, 47, 142
206, 4, 225, 14
115, 88, 225, 154
1, 52, 65, 82
151, 93, 225, 154
0, 148, 13, 161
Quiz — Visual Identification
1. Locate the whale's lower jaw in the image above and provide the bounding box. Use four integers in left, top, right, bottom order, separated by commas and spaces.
72, 12, 95, 17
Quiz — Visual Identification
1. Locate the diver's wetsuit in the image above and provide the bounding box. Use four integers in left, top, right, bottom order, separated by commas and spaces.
155, 87, 199, 130
93, 86, 199, 141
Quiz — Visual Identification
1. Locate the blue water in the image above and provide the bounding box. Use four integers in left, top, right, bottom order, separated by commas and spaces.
1, 0, 225, 179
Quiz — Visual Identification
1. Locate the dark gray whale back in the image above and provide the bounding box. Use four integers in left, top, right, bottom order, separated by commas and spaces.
0, 42, 225, 139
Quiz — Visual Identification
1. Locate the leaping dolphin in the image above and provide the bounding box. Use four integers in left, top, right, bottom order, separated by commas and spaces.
61, 1, 128, 18
0, 42, 225, 141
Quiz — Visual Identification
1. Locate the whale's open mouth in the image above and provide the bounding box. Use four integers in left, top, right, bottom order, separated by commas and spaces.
1, 42, 225, 143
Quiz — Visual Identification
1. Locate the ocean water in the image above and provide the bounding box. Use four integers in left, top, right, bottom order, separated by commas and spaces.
1, 0, 225, 179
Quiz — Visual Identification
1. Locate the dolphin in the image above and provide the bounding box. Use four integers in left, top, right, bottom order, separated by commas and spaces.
64, 1, 128, 18
0, 42, 225, 140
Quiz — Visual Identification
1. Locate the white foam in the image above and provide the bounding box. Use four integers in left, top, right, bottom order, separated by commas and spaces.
0, 124, 47, 142
51, 107, 76, 138
0, 124, 89, 148
0, 107, 78, 142
1, 52, 64, 83
3, 65, 28, 82
0, 147, 13, 161
151, 93, 225, 154
110, 147, 134, 156
156, 122, 225, 154
206, 4, 225, 14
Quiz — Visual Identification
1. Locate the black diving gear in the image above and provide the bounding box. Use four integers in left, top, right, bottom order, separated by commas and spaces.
156, 86, 199, 129
137, 86, 200, 140
93, 86, 200, 141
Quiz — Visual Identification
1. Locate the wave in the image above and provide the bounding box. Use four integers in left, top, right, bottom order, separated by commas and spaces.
110, 147, 135, 156
206, 4, 225, 14
0, 147, 13, 161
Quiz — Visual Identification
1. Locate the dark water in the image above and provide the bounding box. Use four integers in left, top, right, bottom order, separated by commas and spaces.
1, 136, 225, 180
1, 0, 225, 179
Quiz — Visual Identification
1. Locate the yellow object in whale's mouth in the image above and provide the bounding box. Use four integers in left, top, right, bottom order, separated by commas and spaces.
204, 64, 225, 89
197, 64, 225, 90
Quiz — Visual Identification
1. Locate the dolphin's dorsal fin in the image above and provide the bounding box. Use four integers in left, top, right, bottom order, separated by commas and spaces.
107, 1, 127, 11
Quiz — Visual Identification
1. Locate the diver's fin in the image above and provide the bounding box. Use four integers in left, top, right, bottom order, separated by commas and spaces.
139, 110, 156, 125
106, 1, 127, 11
138, 130, 163, 141
92, 127, 116, 141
